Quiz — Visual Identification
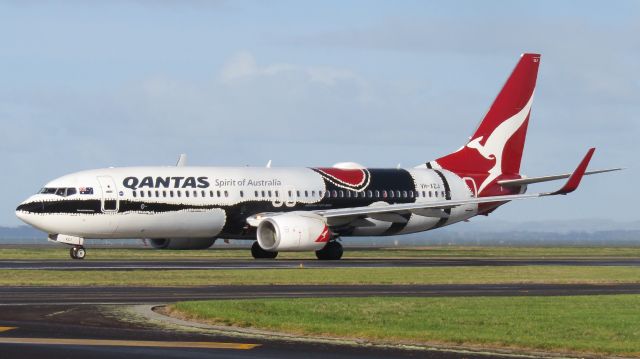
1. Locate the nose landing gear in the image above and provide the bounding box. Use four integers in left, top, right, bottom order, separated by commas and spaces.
70, 246, 86, 260
48, 234, 86, 260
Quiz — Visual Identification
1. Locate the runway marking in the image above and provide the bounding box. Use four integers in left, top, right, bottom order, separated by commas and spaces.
0, 327, 16, 332
0, 337, 260, 350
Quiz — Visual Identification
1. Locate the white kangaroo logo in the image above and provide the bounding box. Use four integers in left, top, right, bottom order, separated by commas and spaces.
467, 94, 534, 194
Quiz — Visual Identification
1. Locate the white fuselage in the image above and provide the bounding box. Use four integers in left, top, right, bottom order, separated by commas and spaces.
16, 166, 479, 241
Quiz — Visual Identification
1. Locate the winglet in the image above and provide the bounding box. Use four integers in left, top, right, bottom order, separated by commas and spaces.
549, 148, 595, 195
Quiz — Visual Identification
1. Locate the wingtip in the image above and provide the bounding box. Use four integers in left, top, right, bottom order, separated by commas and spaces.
550, 148, 596, 195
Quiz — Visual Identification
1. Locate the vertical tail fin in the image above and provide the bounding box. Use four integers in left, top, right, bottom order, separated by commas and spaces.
431, 53, 540, 195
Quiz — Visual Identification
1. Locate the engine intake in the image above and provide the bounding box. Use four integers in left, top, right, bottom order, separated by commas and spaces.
256, 213, 330, 252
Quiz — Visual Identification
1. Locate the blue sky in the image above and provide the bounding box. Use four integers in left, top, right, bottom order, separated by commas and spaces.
1, 1, 638, 226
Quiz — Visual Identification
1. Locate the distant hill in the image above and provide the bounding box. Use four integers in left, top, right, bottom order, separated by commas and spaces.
1, 220, 639, 247
0, 226, 47, 241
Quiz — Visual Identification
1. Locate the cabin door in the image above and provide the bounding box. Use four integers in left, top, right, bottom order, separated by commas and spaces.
97, 176, 119, 213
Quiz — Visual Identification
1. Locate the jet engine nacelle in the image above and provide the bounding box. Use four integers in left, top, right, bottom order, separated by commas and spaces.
149, 238, 216, 250
256, 213, 330, 252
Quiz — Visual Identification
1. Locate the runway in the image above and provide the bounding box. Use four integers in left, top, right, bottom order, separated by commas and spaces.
2, 283, 640, 305
2, 259, 638, 358
0, 304, 439, 359
2, 257, 639, 270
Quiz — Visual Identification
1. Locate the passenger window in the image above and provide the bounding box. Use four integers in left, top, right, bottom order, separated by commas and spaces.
311, 190, 315, 197
201, 190, 205, 197
163, 191, 167, 197
224, 190, 228, 197
177, 191, 181, 197
193, 191, 197, 197
148, 190, 152, 197
442, 191, 446, 198
332, 190, 337, 198
296, 190, 301, 197
396, 190, 401, 198
288, 190, 292, 197
402, 191, 407, 198
185, 191, 190, 198
133, 191, 137, 198
304, 190, 308, 197
140, 191, 145, 198
215, 190, 220, 197
367, 190, 373, 198
155, 190, 159, 197
339, 190, 344, 198
268, 190, 272, 198
240, 190, 244, 198
170, 191, 174, 198
209, 190, 214, 197
275, 190, 279, 197
255, 190, 259, 197
434, 191, 438, 198
389, 191, 394, 198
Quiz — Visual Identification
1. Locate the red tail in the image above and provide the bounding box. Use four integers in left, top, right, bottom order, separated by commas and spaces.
430, 53, 540, 195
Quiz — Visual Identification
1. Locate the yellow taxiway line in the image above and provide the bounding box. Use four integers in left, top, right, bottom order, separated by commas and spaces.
0, 337, 259, 350
0, 327, 16, 333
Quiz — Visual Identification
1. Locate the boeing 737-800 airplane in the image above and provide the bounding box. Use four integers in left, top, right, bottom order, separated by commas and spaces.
16, 53, 620, 260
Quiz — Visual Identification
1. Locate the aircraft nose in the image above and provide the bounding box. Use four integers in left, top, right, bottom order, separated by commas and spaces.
15, 201, 43, 224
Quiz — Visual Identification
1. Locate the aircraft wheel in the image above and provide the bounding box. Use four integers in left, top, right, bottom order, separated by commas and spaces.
315, 240, 343, 260
75, 246, 86, 260
251, 241, 278, 259
70, 246, 85, 260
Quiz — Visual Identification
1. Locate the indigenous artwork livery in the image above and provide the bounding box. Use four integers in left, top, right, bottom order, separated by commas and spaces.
16, 54, 620, 260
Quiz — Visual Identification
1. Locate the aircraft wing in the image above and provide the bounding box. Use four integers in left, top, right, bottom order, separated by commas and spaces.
497, 168, 621, 187
313, 148, 596, 221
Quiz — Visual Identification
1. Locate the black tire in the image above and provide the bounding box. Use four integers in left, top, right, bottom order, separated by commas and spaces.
315, 241, 343, 260
251, 241, 278, 259
69, 247, 77, 259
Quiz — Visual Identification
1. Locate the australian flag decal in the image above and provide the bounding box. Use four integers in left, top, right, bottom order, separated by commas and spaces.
79, 187, 94, 195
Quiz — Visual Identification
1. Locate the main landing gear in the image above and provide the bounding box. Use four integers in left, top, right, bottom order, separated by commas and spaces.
315, 240, 343, 260
69, 246, 86, 260
251, 241, 278, 259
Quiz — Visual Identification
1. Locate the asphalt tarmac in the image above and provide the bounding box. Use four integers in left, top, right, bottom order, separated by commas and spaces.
2, 257, 639, 270
3, 283, 640, 305
2, 258, 639, 358
0, 304, 509, 359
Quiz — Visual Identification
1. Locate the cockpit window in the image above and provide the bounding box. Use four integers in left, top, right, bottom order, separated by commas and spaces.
39, 187, 78, 197
40, 188, 57, 195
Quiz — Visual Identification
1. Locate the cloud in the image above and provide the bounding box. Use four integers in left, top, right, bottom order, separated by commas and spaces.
219, 51, 367, 88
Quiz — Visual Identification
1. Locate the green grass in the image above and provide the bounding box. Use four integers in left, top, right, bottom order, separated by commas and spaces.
1, 246, 640, 260
170, 295, 640, 356
2, 266, 640, 286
